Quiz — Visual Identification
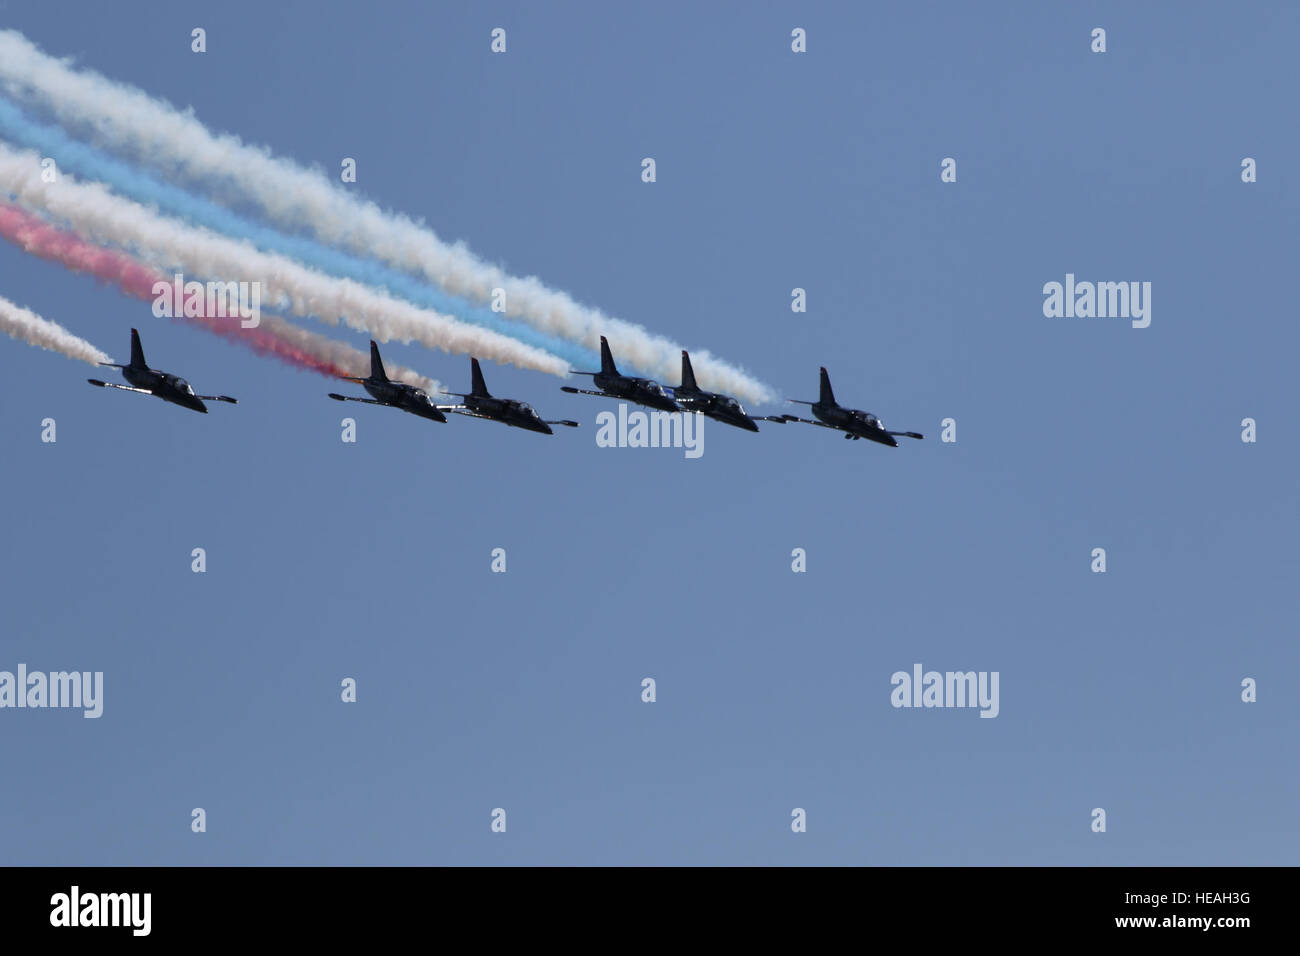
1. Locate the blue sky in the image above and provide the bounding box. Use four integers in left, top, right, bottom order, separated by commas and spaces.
1, 1, 1296, 865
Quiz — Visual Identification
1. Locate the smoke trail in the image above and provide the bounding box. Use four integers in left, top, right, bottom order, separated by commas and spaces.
0, 292, 111, 364
0, 201, 437, 390
0, 144, 566, 376
0, 30, 774, 403
0, 96, 592, 368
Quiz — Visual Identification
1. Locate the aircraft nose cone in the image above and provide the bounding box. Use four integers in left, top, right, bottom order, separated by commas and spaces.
742, 418, 760, 432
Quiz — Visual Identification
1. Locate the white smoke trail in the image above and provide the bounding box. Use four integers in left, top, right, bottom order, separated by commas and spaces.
0, 30, 774, 403
0, 144, 567, 377
0, 293, 111, 364
0, 197, 440, 390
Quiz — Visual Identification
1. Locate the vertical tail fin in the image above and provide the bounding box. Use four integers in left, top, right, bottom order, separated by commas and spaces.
129, 328, 147, 370
819, 367, 838, 407
599, 336, 619, 376
470, 357, 490, 397
680, 351, 698, 391
369, 341, 389, 382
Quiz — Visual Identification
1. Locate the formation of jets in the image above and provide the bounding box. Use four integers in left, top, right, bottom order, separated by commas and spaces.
85, 330, 925, 446
326, 343, 579, 433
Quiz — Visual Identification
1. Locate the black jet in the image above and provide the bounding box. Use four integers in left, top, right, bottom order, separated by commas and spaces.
328, 341, 450, 422
782, 367, 923, 447
442, 357, 578, 435
670, 350, 787, 432
561, 335, 681, 413
87, 328, 236, 414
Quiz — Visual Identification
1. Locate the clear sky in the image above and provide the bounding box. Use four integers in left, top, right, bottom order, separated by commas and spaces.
1, 1, 1296, 865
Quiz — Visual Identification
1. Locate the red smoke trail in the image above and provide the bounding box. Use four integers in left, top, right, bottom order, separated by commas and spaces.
0, 201, 350, 377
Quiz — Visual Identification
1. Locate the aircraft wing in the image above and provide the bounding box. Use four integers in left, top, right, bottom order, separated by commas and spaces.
779, 414, 840, 430
328, 393, 390, 406
88, 380, 153, 396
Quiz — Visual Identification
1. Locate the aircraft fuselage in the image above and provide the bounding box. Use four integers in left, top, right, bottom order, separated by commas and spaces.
592, 371, 681, 412
122, 366, 210, 413
812, 402, 898, 446
674, 387, 759, 431
363, 379, 448, 422
463, 394, 554, 434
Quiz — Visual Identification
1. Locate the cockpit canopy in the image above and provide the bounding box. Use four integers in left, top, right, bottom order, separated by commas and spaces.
722, 396, 744, 413
516, 402, 535, 416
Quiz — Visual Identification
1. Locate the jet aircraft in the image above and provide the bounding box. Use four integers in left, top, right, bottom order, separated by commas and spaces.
561, 336, 681, 412
87, 328, 237, 414
328, 341, 451, 422
782, 367, 923, 446
443, 357, 578, 435
671, 350, 787, 432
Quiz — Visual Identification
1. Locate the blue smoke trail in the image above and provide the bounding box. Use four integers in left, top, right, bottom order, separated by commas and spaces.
0, 96, 601, 372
